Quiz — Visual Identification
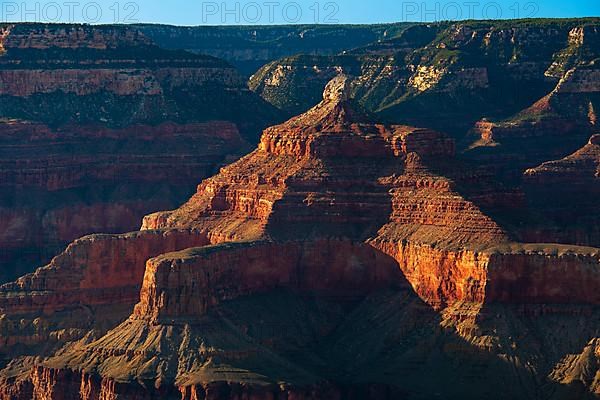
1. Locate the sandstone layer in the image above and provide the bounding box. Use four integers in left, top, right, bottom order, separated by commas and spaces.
516, 134, 600, 247
0, 68, 598, 399
0, 23, 281, 281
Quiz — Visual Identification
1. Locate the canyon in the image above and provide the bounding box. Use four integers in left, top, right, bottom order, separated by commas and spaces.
0, 23, 282, 282
0, 19, 598, 400
249, 20, 600, 144
136, 24, 410, 76
0, 74, 597, 399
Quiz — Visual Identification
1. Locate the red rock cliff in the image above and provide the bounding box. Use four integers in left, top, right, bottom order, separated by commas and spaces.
0, 23, 280, 282
0, 74, 599, 400
134, 239, 405, 323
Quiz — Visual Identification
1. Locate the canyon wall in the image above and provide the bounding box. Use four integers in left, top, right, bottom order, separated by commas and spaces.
136, 23, 408, 76
249, 20, 599, 132
1, 24, 152, 49
0, 24, 598, 398
372, 239, 600, 308
134, 240, 405, 323
15, 236, 599, 400
0, 23, 281, 282
0, 229, 209, 315
0, 228, 210, 398
0, 67, 242, 97
0, 119, 247, 283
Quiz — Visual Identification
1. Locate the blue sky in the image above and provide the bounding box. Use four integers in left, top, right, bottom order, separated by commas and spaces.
1, 0, 598, 25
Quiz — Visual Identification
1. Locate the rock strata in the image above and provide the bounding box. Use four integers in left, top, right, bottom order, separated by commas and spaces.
0, 23, 281, 281
0, 71, 598, 399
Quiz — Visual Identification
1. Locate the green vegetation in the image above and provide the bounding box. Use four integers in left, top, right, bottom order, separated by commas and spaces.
249, 18, 600, 136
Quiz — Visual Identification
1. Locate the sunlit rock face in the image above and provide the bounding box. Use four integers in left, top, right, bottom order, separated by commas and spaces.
0, 19, 599, 400
0, 23, 281, 282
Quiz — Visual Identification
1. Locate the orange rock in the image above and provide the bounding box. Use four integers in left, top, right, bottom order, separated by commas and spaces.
133, 239, 405, 323
0, 74, 599, 399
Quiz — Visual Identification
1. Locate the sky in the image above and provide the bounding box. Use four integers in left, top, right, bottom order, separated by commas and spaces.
0, 0, 598, 25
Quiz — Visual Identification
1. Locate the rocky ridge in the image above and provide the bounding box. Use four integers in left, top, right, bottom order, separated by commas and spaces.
136, 23, 412, 76
249, 19, 600, 184
0, 23, 282, 282
515, 134, 600, 246
0, 76, 597, 399
250, 20, 600, 124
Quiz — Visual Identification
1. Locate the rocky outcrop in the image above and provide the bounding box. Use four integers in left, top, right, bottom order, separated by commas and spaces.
465, 117, 589, 183
470, 117, 582, 143
0, 229, 209, 362
134, 240, 405, 323
0, 23, 282, 282
524, 134, 600, 183
408, 66, 489, 93
551, 338, 600, 395
0, 230, 209, 315
516, 134, 600, 246
546, 24, 600, 78
1, 68, 599, 399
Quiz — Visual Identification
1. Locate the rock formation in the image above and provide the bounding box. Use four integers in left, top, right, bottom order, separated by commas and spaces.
0, 17, 599, 400
0, 229, 209, 362
136, 23, 410, 76
525, 134, 600, 183
142, 75, 458, 243
516, 134, 600, 246
249, 20, 600, 134
0, 74, 597, 399
465, 63, 599, 181
0, 23, 281, 282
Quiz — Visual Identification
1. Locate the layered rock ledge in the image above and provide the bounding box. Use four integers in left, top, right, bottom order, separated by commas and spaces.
0, 74, 598, 399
